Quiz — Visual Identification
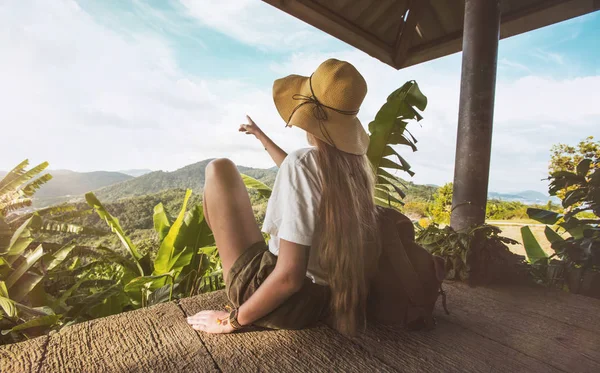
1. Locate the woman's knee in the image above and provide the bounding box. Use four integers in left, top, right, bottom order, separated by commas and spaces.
205, 158, 238, 184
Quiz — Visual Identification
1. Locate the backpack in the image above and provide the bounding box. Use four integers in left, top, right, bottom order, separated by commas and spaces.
367, 206, 449, 330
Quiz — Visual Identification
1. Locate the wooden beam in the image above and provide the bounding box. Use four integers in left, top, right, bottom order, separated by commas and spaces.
377, 0, 411, 45
393, 0, 428, 67
263, 0, 395, 66
402, 0, 599, 69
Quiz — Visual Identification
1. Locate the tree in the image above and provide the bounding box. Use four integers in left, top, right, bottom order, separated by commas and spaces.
549, 136, 600, 200
428, 183, 453, 224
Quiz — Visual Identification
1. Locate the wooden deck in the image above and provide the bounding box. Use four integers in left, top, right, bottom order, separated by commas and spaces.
2, 282, 599, 372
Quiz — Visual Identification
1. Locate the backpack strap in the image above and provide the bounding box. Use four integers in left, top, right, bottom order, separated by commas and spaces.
379, 211, 426, 307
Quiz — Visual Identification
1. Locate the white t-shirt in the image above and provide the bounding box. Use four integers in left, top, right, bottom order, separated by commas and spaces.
261, 147, 328, 286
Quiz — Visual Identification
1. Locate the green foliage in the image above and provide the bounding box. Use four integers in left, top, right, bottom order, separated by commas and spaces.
428, 183, 453, 224
522, 154, 599, 290
549, 136, 600, 201
520, 226, 548, 264
93, 160, 277, 203
486, 200, 530, 220
524, 157, 599, 267
0, 218, 75, 344
83, 190, 219, 309
366, 81, 427, 209
0, 182, 220, 344
416, 223, 522, 286
0, 160, 52, 219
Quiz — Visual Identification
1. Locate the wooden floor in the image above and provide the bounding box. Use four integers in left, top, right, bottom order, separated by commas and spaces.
2, 282, 600, 373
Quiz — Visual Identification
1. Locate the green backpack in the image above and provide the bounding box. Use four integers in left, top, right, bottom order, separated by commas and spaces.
367, 206, 449, 330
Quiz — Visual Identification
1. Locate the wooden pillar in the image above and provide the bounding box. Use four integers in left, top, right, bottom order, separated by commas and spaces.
450, 0, 500, 231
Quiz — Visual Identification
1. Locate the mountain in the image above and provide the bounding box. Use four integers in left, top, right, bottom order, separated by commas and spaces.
488, 190, 558, 205
95, 160, 278, 201
35, 170, 132, 197
25, 170, 132, 207
118, 169, 153, 177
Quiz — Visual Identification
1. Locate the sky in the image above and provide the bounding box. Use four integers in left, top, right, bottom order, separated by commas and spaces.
1, 0, 599, 194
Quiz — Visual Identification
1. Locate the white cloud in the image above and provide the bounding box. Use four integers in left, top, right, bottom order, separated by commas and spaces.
178, 0, 336, 50
532, 48, 565, 65
0, 0, 285, 172
499, 58, 532, 74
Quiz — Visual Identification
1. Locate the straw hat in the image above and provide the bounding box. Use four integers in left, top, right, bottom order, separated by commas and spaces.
273, 59, 369, 155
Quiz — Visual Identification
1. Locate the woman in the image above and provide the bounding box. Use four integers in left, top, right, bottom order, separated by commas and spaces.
186, 59, 380, 335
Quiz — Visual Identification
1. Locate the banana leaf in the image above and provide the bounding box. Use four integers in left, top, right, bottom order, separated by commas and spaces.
1, 314, 61, 335
20, 174, 53, 198
520, 226, 548, 264
526, 208, 562, 225
124, 273, 174, 293
42, 243, 76, 272
4, 214, 42, 261
153, 203, 172, 242
5, 245, 43, 289
241, 174, 272, 198
11, 271, 44, 303
85, 192, 144, 274
148, 283, 177, 306
153, 189, 192, 276
0, 161, 49, 197
0, 281, 16, 318
0, 160, 30, 192
544, 226, 565, 246
366, 81, 426, 209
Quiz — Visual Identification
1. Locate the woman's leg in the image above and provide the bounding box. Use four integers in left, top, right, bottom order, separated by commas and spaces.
202, 158, 264, 282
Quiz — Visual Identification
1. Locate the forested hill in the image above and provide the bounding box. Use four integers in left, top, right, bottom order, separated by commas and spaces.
95, 159, 278, 202
36, 170, 133, 197
27, 170, 132, 207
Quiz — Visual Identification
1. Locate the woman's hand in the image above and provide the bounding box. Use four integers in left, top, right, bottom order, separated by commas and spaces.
186, 310, 235, 334
239, 115, 264, 140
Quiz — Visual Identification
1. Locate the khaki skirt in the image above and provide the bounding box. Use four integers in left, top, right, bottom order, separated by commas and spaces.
225, 240, 330, 330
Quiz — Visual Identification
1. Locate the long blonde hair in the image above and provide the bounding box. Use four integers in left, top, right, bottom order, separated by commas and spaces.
309, 134, 380, 335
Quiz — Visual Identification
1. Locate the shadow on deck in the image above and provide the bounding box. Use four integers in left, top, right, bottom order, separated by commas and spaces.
2, 282, 600, 372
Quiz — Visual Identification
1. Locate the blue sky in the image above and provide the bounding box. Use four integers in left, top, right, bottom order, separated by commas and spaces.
1, 0, 598, 194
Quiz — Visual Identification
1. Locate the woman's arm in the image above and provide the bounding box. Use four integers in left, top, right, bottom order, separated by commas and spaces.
236, 239, 309, 326
240, 116, 287, 167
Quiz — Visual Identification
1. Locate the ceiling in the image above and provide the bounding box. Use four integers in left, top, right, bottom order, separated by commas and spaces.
263, 0, 600, 69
